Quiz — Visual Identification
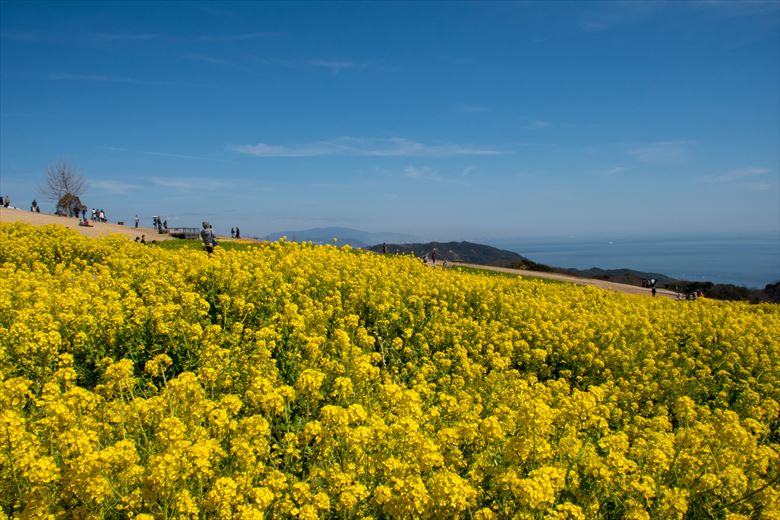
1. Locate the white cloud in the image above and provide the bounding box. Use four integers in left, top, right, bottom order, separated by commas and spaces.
456, 104, 489, 113
151, 178, 227, 191
402, 165, 469, 185
229, 137, 506, 158
520, 117, 552, 130
627, 140, 694, 163
746, 182, 772, 191
198, 32, 279, 42
185, 53, 244, 70
404, 166, 435, 179
48, 73, 204, 87
91, 32, 158, 42
91, 180, 141, 194
694, 0, 779, 17
702, 167, 770, 183
580, 0, 664, 32
603, 165, 629, 176
305, 60, 367, 74
141, 151, 215, 161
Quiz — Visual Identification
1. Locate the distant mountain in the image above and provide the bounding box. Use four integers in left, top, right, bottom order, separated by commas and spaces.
366, 241, 549, 269
263, 227, 418, 248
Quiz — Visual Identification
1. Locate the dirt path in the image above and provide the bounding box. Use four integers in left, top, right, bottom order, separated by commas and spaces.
0, 207, 175, 241
451, 262, 679, 299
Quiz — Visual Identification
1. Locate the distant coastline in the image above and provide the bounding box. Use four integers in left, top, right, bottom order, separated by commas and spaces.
486, 235, 780, 289
366, 239, 780, 303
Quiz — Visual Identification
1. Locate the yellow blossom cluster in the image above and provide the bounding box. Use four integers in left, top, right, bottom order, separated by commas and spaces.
1, 222, 779, 518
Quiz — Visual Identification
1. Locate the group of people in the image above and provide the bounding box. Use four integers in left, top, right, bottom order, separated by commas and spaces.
91, 208, 108, 223
30, 199, 41, 212
230, 227, 241, 239
152, 216, 168, 232
133, 235, 157, 245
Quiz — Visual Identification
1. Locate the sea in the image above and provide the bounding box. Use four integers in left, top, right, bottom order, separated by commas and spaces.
487, 234, 780, 289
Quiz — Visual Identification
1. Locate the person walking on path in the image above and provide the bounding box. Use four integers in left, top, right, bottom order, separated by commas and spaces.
135, 215, 139, 228
231, 227, 235, 239
431, 249, 437, 266
235, 227, 241, 239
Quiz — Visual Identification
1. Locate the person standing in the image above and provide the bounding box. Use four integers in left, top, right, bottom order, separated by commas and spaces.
235, 227, 240, 239
231, 227, 235, 239
135, 215, 139, 228
200, 221, 216, 253
383, 242, 388, 254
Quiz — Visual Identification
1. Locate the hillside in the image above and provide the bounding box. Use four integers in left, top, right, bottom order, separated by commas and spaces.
366, 240, 551, 270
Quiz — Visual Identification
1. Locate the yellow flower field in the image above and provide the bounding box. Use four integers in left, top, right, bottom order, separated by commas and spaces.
1, 222, 778, 519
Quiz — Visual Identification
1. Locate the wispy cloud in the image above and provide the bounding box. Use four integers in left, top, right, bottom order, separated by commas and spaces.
105, 147, 229, 163
580, 0, 664, 32
151, 178, 227, 191
403, 165, 467, 185
48, 72, 206, 87
694, 0, 780, 18
602, 165, 629, 176
91, 32, 158, 42
627, 140, 694, 163
91, 179, 141, 194
746, 182, 773, 191
2, 31, 158, 44
141, 151, 216, 161
184, 53, 245, 70
702, 167, 770, 183
0, 31, 43, 42
404, 165, 440, 181
456, 104, 489, 114
229, 137, 507, 158
245, 56, 375, 73
198, 32, 280, 42
305, 60, 368, 74
521, 117, 552, 130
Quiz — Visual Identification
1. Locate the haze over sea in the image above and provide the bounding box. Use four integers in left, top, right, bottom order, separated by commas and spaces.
489, 234, 780, 289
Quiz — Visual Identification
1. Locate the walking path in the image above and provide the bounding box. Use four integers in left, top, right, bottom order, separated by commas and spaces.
450, 262, 678, 299
0, 207, 175, 241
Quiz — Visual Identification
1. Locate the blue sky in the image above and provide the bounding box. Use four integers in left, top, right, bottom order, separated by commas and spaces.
1, 0, 778, 240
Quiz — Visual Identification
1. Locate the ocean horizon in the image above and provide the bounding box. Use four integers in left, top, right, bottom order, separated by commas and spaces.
487, 234, 780, 289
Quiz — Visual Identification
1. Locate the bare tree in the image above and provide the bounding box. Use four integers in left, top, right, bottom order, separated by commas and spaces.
39, 162, 87, 215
